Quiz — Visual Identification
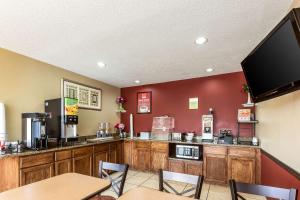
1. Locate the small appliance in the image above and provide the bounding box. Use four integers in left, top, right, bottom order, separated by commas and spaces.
218, 129, 233, 144
175, 145, 201, 160
139, 132, 151, 140
171, 132, 182, 141
22, 113, 49, 149
45, 98, 79, 144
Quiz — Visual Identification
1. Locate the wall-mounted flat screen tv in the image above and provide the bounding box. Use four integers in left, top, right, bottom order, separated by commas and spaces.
241, 8, 300, 103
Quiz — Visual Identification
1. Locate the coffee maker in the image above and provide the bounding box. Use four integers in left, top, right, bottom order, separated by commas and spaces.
22, 113, 49, 149
45, 98, 78, 143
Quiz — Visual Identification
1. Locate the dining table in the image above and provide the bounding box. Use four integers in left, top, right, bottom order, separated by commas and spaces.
117, 187, 194, 200
0, 173, 111, 200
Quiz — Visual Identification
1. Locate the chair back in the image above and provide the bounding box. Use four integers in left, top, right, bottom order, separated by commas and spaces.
99, 161, 129, 197
159, 169, 204, 199
229, 179, 297, 200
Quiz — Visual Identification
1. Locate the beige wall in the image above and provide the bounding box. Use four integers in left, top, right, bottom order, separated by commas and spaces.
256, 91, 300, 172
0, 48, 120, 141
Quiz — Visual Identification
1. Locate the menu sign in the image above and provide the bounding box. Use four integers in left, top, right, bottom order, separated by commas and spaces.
64, 98, 79, 116
137, 92, 152, 114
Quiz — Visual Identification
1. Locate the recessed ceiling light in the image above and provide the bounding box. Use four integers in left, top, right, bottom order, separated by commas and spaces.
135, 80, 140, 84
97, 62, 106, 68
206, 68, 214, 72
195, 37, 208, 45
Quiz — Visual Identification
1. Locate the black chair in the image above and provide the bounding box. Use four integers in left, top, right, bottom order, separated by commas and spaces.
229, 179, 297, 200
159, 169, 204, 199
90, 161, 129, 200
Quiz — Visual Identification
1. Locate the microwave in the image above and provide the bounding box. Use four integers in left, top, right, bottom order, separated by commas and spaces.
175, 145, 200, 160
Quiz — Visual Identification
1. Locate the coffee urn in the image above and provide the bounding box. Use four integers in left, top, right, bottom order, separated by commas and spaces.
22, 113, 49, 149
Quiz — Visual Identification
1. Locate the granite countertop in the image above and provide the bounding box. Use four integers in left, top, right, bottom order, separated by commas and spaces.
124, 137, 260, 148
0, 137, 259, 159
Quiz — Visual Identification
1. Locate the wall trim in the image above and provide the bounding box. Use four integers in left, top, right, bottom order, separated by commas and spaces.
262, 149, 300, 180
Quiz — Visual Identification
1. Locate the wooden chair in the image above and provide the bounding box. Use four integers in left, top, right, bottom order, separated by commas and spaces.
229, 179, 297, 200
159, 169, 204, 199
90, 161, 129, 200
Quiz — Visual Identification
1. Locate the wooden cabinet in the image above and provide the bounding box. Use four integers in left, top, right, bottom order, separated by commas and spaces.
169, 159, 203, 175
151, 142, 168, 172
116, 141, 123, 164
20, 163, 54, 186
185, 160, 203, 176
72, 147, 93, 176
55, 150, 72, 176
169, 159, 185, 173
55, 159, 72, 176
228, 147, 256, 184
132, 141, 151, 171
203, 146, 227, 184
123, 140, 132, 166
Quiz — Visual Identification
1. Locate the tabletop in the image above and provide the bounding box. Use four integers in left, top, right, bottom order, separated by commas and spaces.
117, 187, 194, 200
0, 173, 111, 200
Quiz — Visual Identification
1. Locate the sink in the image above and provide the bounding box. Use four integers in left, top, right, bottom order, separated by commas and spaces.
86, 137, 114, 143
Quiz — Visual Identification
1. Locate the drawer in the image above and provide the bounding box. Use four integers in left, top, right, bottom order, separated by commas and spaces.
55, 150, 72, 161
20, 152, 54, 168
228, 147, 256, 158
94, 143, 109, 153
72, 146, 93, 157
151, 142, 168, 152
134, 141, 150, 149
204, 146, 227, 155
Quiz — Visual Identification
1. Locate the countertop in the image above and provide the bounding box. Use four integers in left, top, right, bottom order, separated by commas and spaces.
0, 137, 259, 159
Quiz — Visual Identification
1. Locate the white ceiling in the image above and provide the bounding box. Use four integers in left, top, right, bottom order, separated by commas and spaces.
0, 0, 292, 88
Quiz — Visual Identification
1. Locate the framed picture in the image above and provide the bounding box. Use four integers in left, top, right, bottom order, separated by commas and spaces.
137, 91, 152, 114
62, 79, 102, 111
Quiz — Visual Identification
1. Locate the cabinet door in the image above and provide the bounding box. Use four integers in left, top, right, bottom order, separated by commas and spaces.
228, 156, 255, 184
204, 154, 227, 184
123, 141, 132, 166
109, 149, 117, 164
151, 150, 168, 172
168, 159, 185, 174
133, 149, 150, 171
55, 159, 72, 176
116, 141, 123, 164
20, 163, 54, 186
73, 154, 93, 176
94, 151, 109, 177
185, 161, 203, 176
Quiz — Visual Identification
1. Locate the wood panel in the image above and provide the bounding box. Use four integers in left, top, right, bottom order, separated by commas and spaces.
134, 141, 150, 149
204, 154, 227, 184
73, 154, 93, 176
55, 150, 72, 161
168, 159, 185, 174
151, 151, 168, 172
94, 151, 109, 177
20, 163, 54, 186
204, 146, 227, 155
0, 157, 19, 192
185, 161, 203, 176
228, 156, 255, 184
116, 141, 123, 164
20, 152, 54, 168
123, 141, 132, 166
72, 146, 93, 157
55, 159, 72, 176
228, 147, 255, 157
133, 148, 151, 171
150, 142, 168, 172
94, 143, 109, 153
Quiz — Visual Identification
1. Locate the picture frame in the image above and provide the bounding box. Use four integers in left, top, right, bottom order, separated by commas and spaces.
137, 91, 152, 114
62, 79, 102, 111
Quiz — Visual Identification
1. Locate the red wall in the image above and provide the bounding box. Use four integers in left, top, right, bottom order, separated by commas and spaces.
121, 72, 252, 136
261, 153, 300, 200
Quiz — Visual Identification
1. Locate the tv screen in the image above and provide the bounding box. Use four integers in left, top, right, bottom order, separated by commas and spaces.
242, 12, 300, 102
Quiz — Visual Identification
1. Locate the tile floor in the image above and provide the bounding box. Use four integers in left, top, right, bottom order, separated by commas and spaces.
101, 170, 266, 200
